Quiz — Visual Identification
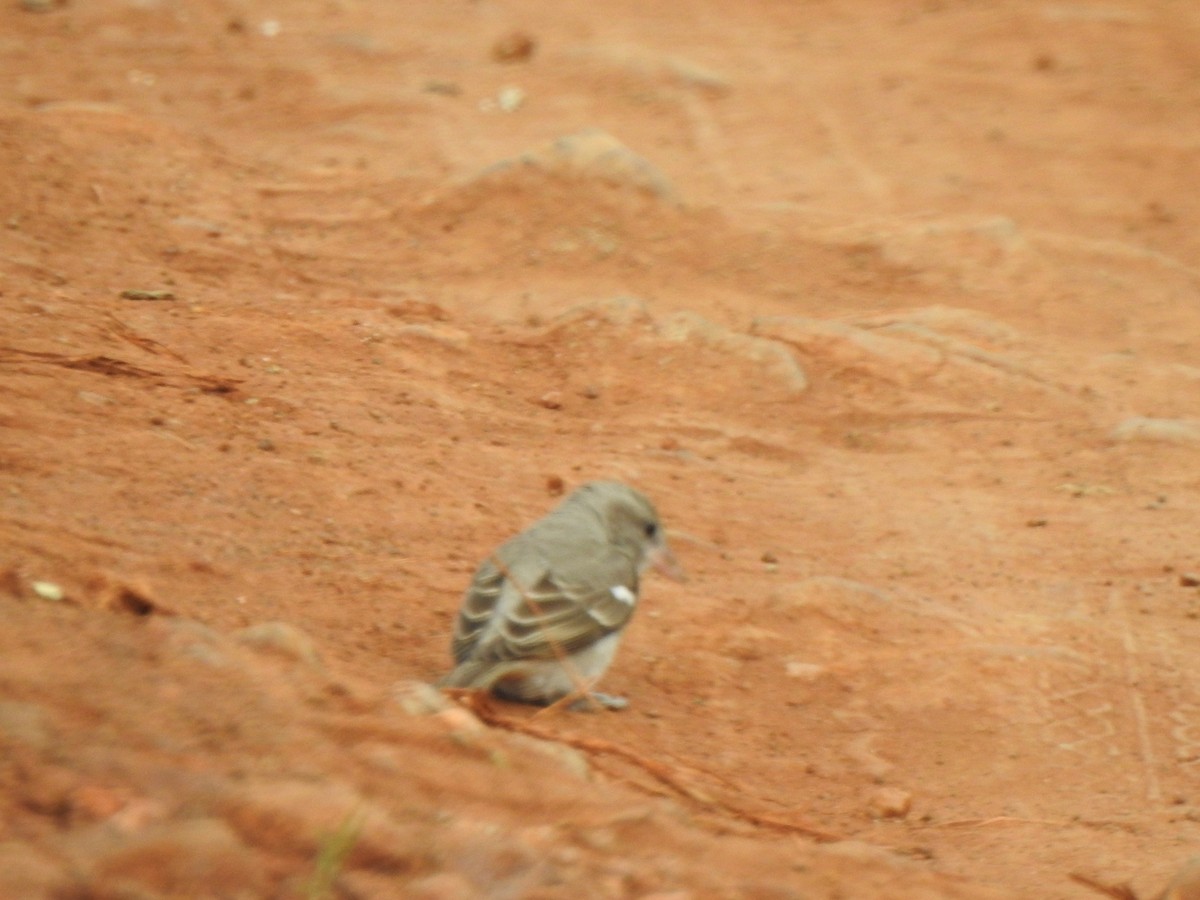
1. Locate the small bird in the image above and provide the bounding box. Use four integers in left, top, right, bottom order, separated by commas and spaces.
439, 481, 684, 710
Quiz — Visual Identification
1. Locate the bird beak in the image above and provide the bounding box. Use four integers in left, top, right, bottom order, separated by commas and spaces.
649, 544, 687, 583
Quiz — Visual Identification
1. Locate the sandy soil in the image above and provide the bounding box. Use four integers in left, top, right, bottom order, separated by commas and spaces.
3, 1, 1200, 897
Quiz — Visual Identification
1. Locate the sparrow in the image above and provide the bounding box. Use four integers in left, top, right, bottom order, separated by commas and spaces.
438, 481, 684, 710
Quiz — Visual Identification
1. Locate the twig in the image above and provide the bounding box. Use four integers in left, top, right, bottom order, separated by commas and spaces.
461, 695, 842, 843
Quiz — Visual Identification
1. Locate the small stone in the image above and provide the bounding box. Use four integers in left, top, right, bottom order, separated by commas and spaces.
491, 31, 536, 63
545, 475, 565, 496
393, 680, 452, 716
761, 551, 779, 565
538, 390, 563, 410
582, 384, 600, 399
869, 787, 913, 819
496, 85, 526, 112
434, 706, 486, 736
784, 661, 826, 681
31, 580, 64, 602
234, 622, 323, 667
1180, 573, 1200, 588
1026, 518, 1048, 528
257, 438, 276, 451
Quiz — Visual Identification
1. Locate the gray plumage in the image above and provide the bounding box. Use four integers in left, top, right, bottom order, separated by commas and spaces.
439, 481, 681, 709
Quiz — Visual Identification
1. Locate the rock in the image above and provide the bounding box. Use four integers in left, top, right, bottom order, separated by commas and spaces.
472, 130, 677, 200
1110, 417, 1200, 446
491, 31, 536, 64
393, 680, 453, 716
234, 621, 323, 667
656, 311, 809, 395
868, 787, 913, 819
31, 580, 65, 601
537, 390, 564, 410
434, 706, 486, 737
784, 661, 827, 681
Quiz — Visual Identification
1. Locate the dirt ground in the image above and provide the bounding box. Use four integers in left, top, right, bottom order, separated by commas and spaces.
3, 1, 1200, 897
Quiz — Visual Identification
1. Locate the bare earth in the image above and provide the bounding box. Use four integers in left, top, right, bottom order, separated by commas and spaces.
3, 1, 1200, 897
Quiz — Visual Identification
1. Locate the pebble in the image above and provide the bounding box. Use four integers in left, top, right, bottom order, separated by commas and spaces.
537, 390, 564, 410
31, 580, 64, 602
868, 787, 913, 819
784, 661, 827, 681
492, 31, 536, 63
393, 679, 453, 716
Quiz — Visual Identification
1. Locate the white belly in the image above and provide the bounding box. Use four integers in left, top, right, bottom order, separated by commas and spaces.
495, 633, 623, 704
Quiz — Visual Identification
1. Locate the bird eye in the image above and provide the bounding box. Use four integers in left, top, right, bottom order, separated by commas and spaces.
643, 521, 658, 538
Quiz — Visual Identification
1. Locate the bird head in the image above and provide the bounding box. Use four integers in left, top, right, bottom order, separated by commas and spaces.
575, 481, 686, 582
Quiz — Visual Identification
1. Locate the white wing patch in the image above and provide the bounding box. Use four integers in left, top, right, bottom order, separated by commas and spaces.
609, 585, 637, 606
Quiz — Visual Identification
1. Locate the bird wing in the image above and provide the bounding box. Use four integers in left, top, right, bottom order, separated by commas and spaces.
454, 555, 638, 667
451, 557, 505, 665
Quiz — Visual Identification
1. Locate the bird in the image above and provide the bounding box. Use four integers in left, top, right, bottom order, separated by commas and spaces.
438, 481, 684, 710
